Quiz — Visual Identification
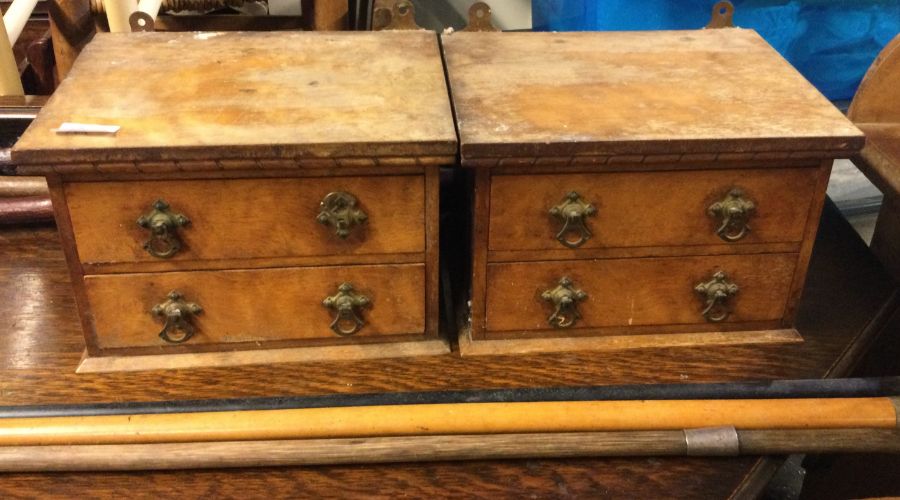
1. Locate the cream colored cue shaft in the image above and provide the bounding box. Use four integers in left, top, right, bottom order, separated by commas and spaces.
0, 11, 23, 96
3, 0, 39, 45
0, 398, 896, 446
105, 0, 137, 32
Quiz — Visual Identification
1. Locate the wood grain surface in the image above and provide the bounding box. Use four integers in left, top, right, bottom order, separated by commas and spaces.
441, 30, 863, 161
0, 202, 895, 497
488, 167, 820, 252
12, 31, 457, 165
484, 253, 796, 334
65, 175, 426, 267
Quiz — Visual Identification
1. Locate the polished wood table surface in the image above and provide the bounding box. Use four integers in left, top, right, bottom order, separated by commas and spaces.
0, 201, 895, 498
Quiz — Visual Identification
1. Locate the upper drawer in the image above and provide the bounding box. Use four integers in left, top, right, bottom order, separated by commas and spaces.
65, 176, 424, 266
488, 167, 821, 253
85, 263, 425, 349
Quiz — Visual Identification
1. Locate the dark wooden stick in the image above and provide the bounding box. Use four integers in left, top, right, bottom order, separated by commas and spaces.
0, 429, 895, 472
2, 376, 898, 418
0, 195, 53, 224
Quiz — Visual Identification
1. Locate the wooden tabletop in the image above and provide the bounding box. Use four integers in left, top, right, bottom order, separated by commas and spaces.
0, 201, 895, 498
12, 31, 458, 165
441, 29, 864, 161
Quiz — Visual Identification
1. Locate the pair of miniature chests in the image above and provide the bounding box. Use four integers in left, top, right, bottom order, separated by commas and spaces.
12, 25, 863, 372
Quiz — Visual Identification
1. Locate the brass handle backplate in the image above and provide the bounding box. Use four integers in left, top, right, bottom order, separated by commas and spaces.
549, 191, 597, 249
317, 191, 368, 239
694, 271, 739, 322
708, 188, 756, 242
151, 290, 202, 344
137, 199, 190, 259
541, 277, 588, 328
323, 282, 371, 336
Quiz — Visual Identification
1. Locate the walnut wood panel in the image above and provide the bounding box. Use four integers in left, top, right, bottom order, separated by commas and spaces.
484, 253, 796, 334
12, 31, 457, 165
65, 176, 425, 267
0, 202, 895, 497
84, 263, 426, 349
488, 167, 820, 253
441, 30, 863, 161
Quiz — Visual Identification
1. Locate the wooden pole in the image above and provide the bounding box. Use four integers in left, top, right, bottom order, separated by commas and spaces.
0, 398, 896, 446
0, 176, 48, 197
3, 0, 40, 44
0, 13, 24, 96
0, 196, 54, 224
5, 376, 898, 418
0, 429, 895, 472
104, 0, 136, 32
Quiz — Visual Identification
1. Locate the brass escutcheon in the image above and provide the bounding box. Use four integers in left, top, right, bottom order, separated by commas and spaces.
541, 276, 588, 328
137, 199, 190, 259
317, 191, 368, 239
708, 188, 756, 242
694, 271, 739, 322
549, 191, 597, 249
151, 290, 203, 344
322, 282, 371, 336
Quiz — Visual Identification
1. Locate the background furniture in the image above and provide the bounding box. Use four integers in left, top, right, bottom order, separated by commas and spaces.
849, 32, 900, 281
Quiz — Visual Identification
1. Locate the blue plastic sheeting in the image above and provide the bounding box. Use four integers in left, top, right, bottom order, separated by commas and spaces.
532, 0, 900, 100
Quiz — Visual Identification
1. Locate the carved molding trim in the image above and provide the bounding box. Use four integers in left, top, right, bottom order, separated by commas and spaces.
15, 155, 456, 175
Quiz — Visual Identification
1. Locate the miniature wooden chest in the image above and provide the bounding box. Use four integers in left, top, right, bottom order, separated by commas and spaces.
441, 28, 865, 355
12, 31, 457, 372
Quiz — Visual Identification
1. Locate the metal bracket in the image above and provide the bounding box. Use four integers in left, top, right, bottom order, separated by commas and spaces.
706, 1, 735, 29
684, 426, 740, 456
462, 2, 499, 32
129, 11, 156, 32
380, 0, 422, 31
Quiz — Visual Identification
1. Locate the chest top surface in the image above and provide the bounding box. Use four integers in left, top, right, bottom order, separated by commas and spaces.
440, 29, 864, 163
13, 31, 457, 165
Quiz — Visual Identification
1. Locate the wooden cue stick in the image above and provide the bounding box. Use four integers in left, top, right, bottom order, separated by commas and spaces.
0, 397, 896, 446
0, 195, 53, 224
0, 176, 48, 197
0, 429, 896, 472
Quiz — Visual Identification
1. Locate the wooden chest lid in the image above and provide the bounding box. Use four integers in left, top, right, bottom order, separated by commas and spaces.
440, 29, 865, 167
13, 31, 457, 168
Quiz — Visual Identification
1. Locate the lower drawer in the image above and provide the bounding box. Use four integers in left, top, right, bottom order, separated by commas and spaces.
85, 263, 425, 349
484, 253, 797, 335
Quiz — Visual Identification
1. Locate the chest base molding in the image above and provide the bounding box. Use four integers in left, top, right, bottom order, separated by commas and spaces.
76, 339, 450, 374
457, 326, 801, 357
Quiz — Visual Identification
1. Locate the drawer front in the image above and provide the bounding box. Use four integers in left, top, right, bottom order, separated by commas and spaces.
85, 263, 425, 349
66, 176, 424, 265
489, 168, 820, 252
484, 253, 796, 333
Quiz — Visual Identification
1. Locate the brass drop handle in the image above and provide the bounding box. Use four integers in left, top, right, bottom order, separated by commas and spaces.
137, 199, 190, 259
549, 191, 597, 249
708, 188, 756, 242
151, 291, 203, 344
694, 271, 739, 322
317, 191, 368, 239
541, 277, 588, 328
323, 282, 371, 336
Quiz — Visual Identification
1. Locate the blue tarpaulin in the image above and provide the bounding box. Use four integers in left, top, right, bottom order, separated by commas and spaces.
532, 0, 900, 100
